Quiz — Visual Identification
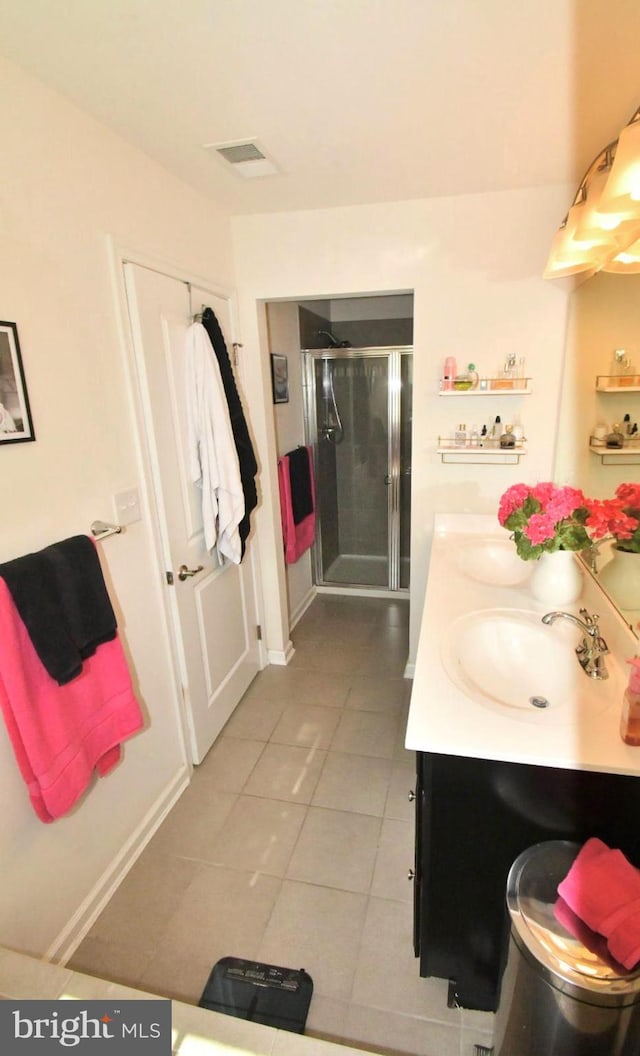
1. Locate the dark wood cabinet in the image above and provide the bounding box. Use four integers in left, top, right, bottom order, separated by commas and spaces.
413, 751, 640, 1011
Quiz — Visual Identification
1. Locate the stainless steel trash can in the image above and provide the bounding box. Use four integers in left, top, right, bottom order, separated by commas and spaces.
494, 841, 640, 1056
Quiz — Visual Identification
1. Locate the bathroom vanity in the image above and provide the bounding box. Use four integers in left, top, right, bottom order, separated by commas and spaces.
406, 515, 640, 1012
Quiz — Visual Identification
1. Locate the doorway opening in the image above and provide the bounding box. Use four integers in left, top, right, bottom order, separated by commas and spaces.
267, 294, 413, 599
303, 346, 412, 592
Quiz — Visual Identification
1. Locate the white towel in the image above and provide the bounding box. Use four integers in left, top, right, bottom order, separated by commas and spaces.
184, 322, 244, 563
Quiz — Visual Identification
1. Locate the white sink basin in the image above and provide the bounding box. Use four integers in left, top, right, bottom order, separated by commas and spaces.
456, 538, 531, 587
441, 608, 618, 724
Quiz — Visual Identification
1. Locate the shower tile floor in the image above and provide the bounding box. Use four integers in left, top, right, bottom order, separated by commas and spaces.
69, 594, 494, 1056
322, 554, 411, 589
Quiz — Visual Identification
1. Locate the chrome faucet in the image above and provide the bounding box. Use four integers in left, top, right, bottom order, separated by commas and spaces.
541, 607, 609, 680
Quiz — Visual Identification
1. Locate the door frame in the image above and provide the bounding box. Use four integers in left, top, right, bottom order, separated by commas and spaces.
301, 345, 412, 594
106, 238, 266, 766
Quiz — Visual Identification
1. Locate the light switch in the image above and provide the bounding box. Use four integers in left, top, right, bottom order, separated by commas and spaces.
112, 487, 141, 526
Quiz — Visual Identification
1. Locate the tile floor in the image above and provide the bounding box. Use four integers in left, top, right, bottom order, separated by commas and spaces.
69, 593, 495, 1056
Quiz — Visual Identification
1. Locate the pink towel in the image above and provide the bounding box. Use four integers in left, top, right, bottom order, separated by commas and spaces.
553, 895, 616, 964
0, 578, 144, 823
609, 909, 640, 971
277, 447, 316, 565
557, 837, 640, 969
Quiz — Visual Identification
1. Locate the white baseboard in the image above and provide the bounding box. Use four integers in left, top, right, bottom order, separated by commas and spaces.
268, 639, 295, 666
289, 586, 317, 630
48, 765, 190, 965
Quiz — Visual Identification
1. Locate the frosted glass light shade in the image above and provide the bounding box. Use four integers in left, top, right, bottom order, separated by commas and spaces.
602, 238, 640, 273
543, 221, 607, 279
572, 167, 640, 246
598, 118, 640, 216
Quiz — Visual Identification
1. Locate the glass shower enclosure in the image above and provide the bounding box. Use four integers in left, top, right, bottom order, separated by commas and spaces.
302, 347, 412, 592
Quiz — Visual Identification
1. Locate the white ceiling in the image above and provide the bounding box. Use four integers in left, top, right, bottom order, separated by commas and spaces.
0, 0, 639, 215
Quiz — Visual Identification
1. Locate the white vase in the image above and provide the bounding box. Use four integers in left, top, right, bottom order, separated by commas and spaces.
599, 546, 640, 612
529, 550, 583, 607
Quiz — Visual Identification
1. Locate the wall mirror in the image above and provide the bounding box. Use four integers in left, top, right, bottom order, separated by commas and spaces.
554, 272, 640, 638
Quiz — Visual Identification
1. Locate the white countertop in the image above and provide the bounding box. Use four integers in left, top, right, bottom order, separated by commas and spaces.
405, 514, 640, 777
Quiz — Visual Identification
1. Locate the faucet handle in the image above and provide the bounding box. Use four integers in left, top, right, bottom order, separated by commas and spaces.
578, 608, 600, 632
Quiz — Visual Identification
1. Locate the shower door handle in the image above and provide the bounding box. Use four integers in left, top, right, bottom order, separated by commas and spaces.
384, 475, 392, 485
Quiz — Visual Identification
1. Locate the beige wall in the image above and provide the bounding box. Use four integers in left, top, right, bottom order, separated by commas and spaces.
266, 303, 315, 625
231, 188, 572, 665
0, 57, 237, 958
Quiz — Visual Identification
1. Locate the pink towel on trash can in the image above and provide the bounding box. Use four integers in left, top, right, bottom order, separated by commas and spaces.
0, 577, 144, 823
557, 837, 640, 969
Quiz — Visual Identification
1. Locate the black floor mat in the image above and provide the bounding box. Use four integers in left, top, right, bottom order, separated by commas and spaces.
198, 957, 313, 1034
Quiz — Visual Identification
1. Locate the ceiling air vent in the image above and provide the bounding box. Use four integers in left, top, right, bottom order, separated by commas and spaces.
205, 139, 279, 179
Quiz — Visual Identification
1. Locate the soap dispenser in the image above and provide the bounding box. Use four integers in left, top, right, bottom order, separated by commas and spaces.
620, 657, 640, 746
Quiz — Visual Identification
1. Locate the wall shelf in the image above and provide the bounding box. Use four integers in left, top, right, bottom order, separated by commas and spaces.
437, 440, 527, 465
439, 378, 531, 396
589, 444, 640, 465
595, 375, 640, 393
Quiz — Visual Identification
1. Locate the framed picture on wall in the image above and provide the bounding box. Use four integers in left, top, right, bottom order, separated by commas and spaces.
271, 353, 289, 404
0, 321, 35, 444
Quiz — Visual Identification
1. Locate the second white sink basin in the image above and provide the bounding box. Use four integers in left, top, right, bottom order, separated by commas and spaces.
456, 538, 531, 587
441, 608, 618, 724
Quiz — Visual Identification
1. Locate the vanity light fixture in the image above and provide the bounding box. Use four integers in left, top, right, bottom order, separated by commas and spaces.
544, 106, 640, 279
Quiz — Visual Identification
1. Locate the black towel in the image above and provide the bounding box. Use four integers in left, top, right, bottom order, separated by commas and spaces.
202, 307, 258, 559
287, 446, 314, 525
0, 535, 117, 685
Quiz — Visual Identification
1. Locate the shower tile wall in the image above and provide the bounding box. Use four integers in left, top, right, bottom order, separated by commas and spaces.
298, 300, 413, 589
334, 317, 413, 348
298, 304, 333, 348
334, 360, 389, 559
318, 439, 339, 573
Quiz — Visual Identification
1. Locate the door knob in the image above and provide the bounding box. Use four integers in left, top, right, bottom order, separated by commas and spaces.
408, 790, 416, 802
407, 869, 416, 881
178, 564, 204, 581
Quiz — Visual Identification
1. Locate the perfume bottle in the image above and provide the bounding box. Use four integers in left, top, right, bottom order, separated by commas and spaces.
499, 425, 516, 449
606, 423, 625, 448
442, 356, 457, 391
612, 349, 630, 376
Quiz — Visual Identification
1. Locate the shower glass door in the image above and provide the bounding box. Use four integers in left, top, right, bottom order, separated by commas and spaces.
303, 347, 412, 591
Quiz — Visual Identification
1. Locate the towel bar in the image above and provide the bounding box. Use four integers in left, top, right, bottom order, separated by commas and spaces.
90, 520, 122, 540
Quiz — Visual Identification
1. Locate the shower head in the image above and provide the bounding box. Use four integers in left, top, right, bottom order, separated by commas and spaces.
316, 329, 352, 349
316, 329, 340, 348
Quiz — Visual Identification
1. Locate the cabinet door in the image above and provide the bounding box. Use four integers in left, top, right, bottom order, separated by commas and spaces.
412, 752, 425, 958
416, 751, 640, 1012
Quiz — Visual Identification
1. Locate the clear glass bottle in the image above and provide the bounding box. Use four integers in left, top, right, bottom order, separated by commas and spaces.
621, 657, 640, 746
612, 349, 629, 376
454, 423, 467, 447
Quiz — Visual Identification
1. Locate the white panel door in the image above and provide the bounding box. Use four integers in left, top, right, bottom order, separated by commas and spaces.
124, 263, 260, 763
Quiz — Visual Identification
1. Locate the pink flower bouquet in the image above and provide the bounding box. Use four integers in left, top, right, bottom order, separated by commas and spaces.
585, 483, 640, 555
498, 482, 591, 560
